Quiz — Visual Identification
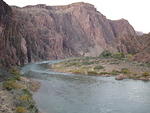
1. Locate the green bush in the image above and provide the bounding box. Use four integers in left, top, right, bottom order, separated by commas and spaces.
8, 75, 21, 81
70, 69, 85, 74
111, 70, 120, 75
9, 67, 21, 76
16, 106, 27, 113
94, 65, 104, 70
146, 63, 150, 67
84, 56, 92, 60
99, 72, 111, 75
113, 52, 125, 60
22, 89, 32, 96
99, 50, 112, 58
121, 68, 130, 74
65, 62, 81, 67
126, 54, 133, 60
9, 67, 21, 80
142, 72, 150, 77
87, 71, 98, 75
82, 61, 95, 65
3, 80, 22, 90
19, 95, 31, 102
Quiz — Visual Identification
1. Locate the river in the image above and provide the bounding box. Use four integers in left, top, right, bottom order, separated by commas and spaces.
22, 60, 150, 113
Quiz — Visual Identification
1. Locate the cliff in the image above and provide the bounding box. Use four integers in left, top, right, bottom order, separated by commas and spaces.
134, 33, 150, 62
0, 0, 148, 67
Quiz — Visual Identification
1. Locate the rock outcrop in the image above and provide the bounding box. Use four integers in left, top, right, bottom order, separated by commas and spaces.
134, 33, 150, 62
0, 0, 147, 67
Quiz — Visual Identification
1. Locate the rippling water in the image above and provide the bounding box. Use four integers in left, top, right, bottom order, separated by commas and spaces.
22, 60, 150, 113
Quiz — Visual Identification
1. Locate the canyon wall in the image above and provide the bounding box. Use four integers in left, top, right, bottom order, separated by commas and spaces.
134, 33, 150, 62
0, 0, 148, 66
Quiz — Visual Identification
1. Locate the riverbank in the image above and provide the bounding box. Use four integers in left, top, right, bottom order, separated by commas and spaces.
51, 56, 150, 81
0, 68, 40, 113
21, 59, 150, 113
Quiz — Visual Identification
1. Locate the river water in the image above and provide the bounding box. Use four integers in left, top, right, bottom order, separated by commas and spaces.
22, 60, 150, 113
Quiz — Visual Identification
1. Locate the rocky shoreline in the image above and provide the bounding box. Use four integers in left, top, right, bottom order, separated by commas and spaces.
0, 68, 41, 113
51, 56, 150, 81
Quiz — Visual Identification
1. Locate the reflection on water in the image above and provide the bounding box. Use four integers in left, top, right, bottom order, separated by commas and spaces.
22, 60, 150, 113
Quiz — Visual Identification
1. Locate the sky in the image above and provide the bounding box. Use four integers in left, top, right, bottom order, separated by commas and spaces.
5, 0, 150, 33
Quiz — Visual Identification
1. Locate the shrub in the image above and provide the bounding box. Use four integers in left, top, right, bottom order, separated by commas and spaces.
109, 62, 120, 65
82, 61, 95, 65
16, 106, 27, 113
111, 70, 120, 75
84, 56, 92, 60
87, 71, 98, 75
22, 89, 32, 96
9, 67, 21, 76
99, 72, 111, 75
146, 63, 150, 67
121, 68, 130, 74
99, 50, 112, 58
3, 80, 22, 90
70, 69, 85, 74
9, 67, 21, 80
11, 75, 21, 81
94, 65, 104, 70
113, 52, 125, 60
126, 54, 133, 60
142, 72, 150, 77
65, 62, 81, 67
19, 95, 31, 102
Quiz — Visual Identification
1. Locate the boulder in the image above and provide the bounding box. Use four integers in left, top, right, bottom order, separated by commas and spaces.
115, 74, 127, 80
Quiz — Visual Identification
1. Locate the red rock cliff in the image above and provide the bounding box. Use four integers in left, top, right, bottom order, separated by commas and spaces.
0, 1, 145, 66
134, 33, 150, 62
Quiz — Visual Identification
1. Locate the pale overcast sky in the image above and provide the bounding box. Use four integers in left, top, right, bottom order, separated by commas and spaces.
5, 0, 150, 33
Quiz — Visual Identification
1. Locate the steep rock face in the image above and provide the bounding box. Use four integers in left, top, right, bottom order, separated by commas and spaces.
0, 1, 140, 66
0, 0, 12, 24
134, 33, 150, 62
0, 0, 15, 66
110, 19, 140, 53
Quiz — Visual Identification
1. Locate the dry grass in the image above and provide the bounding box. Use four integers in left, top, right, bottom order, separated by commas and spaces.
51, 57, 150, 80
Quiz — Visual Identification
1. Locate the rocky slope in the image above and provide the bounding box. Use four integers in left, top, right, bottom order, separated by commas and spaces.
0, 0, 148, 67
134, 33, 150, 62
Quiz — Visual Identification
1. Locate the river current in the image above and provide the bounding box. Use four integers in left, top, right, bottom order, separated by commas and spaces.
22, 60, 150, 113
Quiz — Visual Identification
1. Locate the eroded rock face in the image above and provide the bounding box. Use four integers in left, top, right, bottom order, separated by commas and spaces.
0, 1, 144, 66
0, 0, 12, 24
134, 33, 150, 62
